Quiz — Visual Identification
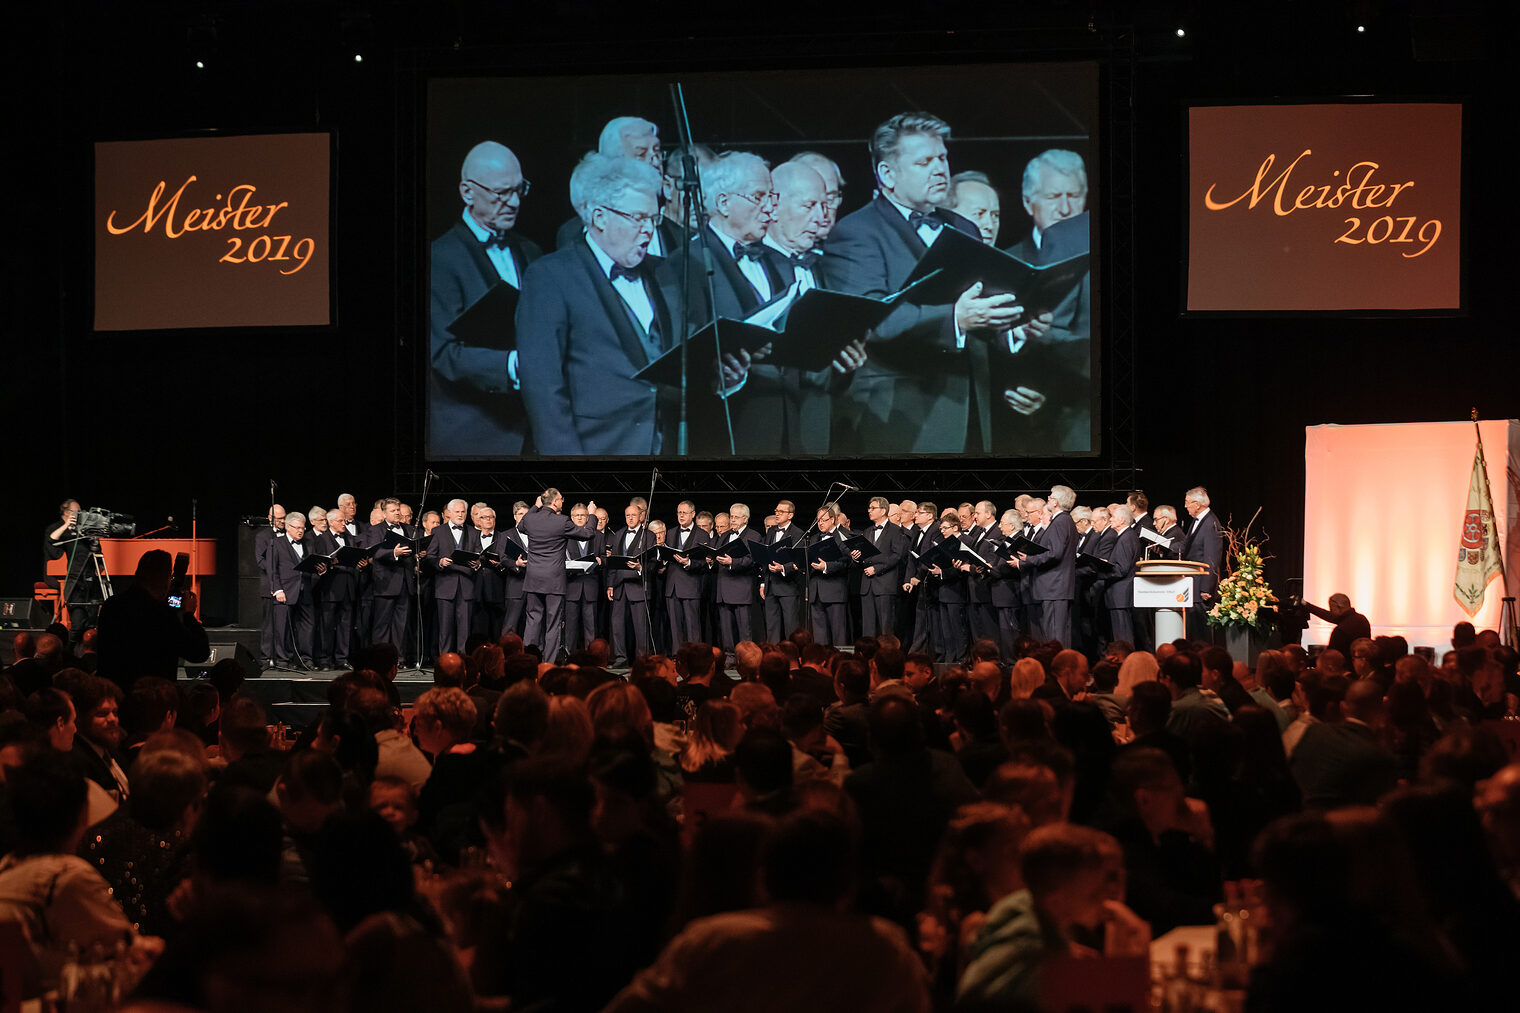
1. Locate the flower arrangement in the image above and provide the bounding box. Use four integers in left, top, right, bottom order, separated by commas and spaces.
1206, 510, 1278, 632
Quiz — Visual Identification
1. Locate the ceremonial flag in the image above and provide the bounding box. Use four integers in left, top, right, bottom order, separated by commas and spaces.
1454, 424, 1504, 617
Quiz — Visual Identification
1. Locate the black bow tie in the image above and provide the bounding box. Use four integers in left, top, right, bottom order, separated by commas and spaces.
732, 241, 765, 262
791, 249, 821, 269
609, 262, 643, 283
908, 210, 944, 232
486, 231, 513, 249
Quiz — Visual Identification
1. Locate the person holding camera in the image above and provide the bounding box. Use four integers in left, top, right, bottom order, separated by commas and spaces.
95, 549, 209, 691
43, 498, 99, 643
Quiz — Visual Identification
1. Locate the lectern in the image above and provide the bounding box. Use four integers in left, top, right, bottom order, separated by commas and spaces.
1134, 559, 1211, 644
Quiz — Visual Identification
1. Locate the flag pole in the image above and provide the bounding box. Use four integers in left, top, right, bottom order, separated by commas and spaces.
1473, 409, 1509, 595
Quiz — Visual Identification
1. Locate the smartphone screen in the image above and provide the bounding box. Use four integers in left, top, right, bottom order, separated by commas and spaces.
167, 594, 182, 609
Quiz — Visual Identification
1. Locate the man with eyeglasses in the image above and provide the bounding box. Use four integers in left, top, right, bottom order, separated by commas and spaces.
556, 116, 688, 260
518, 153, 751, 456
430, 141, 541, 457
823, 113, 1025, 455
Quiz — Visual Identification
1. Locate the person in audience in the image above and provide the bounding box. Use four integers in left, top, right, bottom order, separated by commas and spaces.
412, 686, 486, 863
1103, 746, 1222, 933
273, 749, 345, 883
1200, 646, 1253, 714
0, 749, 141, 1000
86, 747, 206, 935
606, 808, 932, 1013
678, 699, 744, 782
846, 695, 979, 926
1159, 651, 1228, 743
476, 758, 638, 1010
95, 549, 210, 689
1248, 809, 1469, 1009
1290, 678, 1397, 809
537, 694, 596, 767
1114, 649, 1158, 701
71, 675, 129, 803
824, 657, 873, 768
1119, 681, 1190, 783
957, 822, 1146, 1011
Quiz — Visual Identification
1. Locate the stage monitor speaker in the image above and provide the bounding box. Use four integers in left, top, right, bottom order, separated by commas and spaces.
0, 599, 34, 629
184, 637, 260, 680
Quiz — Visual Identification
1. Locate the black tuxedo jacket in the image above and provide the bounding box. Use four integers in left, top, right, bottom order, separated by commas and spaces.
1102, 526, 1143, 608
760, 522, 804, 598
664, 525, 712, 600
857, 522, 909, 595
364, 524, 418, 597
606, 526, 657, 601
429, 219, 542, 457
807, 529, 850, 604
1182, 510, 1225, 600
713, 526, 764, 605
1027, 511, 1078, 601
496, 529, 529, 597
516, 239, 682, 456
426, 524, 483, 601
821, 195, 990, 453
1091, 527, 1119, 560
309, 530, 358, 601
472, 529, 508, 605
564, 529, 606, 603
515, 507, 600, 597
269, 535, 316, 603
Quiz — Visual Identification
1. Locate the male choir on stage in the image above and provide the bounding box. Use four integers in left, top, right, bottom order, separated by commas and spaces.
256, 486, 1225, 669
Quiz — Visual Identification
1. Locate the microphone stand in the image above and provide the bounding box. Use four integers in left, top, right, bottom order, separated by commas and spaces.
640, 467, 660, 657
669, 81, 736, 455
797, 482, 848, 638
403, 469, 435, 675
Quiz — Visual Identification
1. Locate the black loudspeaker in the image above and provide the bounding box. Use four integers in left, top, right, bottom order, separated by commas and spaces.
237, 523, 266, 628
0, 599, 35, 628
185, 634, 261, 679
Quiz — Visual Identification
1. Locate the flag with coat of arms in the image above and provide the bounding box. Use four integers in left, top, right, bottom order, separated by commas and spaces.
1454, 424, 1504, 617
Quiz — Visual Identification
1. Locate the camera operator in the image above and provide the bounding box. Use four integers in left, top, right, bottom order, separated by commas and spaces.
43, 498, 99, 644
95, 548, 210, 691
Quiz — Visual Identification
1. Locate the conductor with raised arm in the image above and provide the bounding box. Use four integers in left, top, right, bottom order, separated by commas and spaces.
516, 488, 600, 662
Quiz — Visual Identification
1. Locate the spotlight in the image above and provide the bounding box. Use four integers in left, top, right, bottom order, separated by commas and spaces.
1356, 25, 1365, 33
1175, 27, 1186, 38
195, 60, 205, 69
353, 53, 363, 62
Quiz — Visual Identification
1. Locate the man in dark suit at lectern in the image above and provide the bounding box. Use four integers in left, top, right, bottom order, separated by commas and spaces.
430, 141, 542, 457
1182, 486, 1225, 639
822, 112, 1026, 454
516, 489, 601, 662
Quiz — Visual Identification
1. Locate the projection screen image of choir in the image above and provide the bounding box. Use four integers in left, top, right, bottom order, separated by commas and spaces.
426, 64, 1097, 460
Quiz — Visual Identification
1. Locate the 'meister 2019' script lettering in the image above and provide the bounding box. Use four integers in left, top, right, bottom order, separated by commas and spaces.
1202, 149, 1441, 258
105, 176, 316, 273
1203, 150, 1414, 215
106, 177, 287, 237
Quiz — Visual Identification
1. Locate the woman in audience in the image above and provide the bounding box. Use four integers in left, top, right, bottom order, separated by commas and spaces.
86, 748, 207, 935
313, 704, 380, 809
534, 693, 595, 767
0, 749, 140, 999
1114, 650, 1159, 701
677, 700, 744, 782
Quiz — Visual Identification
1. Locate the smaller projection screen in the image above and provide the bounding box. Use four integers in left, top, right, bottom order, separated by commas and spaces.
1187, 102, 1461, 313
94, 133, 331, 330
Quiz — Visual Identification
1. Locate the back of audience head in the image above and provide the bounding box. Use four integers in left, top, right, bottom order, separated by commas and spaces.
834, 657, 870, 705
1126, 681, 1173, 735
536, 694, 595, 766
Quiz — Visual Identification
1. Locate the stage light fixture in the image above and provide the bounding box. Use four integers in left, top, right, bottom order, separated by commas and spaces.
195, 60, 205, 69
354, 53, 363, 62
1357, 25, 1366, 33
1176, 27, 1186, 38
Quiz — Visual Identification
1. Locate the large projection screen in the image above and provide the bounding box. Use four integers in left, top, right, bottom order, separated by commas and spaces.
426, 63, 1099, 461
1303, 421, 1518, 649
94, 133, 331, 330
1188, 102, 1461, 313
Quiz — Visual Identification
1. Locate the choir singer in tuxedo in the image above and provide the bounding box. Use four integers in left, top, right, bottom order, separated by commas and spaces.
518, 154, 751, 457
430, 141, 541, 457
823, 113, 1026, 454
426, 499, 482, 655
